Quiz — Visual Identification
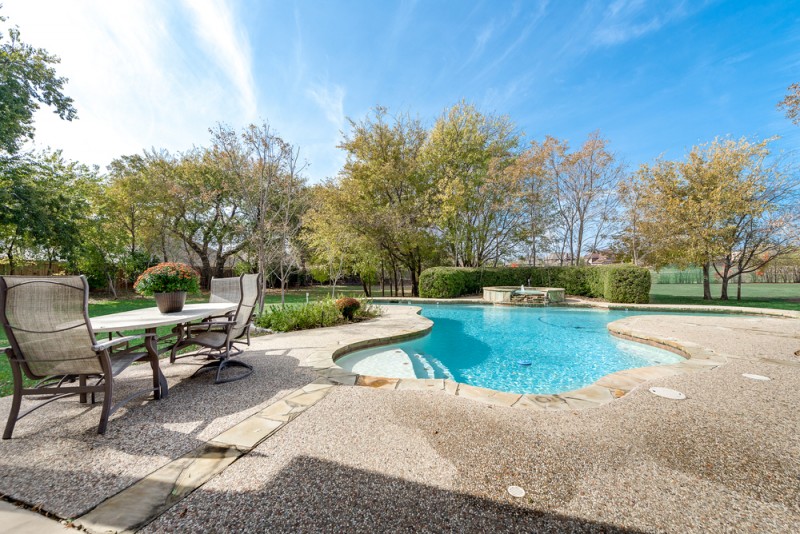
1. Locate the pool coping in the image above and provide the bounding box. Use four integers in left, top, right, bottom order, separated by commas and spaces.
321, 300, 798, 411
370, 296, 800, 318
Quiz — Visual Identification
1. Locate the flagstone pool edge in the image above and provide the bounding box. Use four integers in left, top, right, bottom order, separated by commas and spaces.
324, 302, 794, 410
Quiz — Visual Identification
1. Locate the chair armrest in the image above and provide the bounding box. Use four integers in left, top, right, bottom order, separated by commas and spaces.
93, 334, 154, 353
186, 320, 235, 333
201, 311, 235, 322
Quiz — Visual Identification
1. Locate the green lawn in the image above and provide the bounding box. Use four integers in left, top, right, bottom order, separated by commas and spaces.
650, 283, 800, 311
0, 285, 370, 397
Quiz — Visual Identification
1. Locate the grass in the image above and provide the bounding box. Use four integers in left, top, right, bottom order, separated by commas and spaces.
0, 285, 371, 397
649, 283, 800, 311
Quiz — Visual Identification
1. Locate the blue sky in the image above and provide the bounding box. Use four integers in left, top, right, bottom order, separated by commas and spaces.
6, 0, 800, 182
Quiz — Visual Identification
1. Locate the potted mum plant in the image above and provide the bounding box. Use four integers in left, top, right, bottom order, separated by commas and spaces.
134, 262, 200, 313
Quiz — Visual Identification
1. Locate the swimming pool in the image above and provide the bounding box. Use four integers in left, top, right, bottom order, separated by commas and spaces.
336, 304, 686, 395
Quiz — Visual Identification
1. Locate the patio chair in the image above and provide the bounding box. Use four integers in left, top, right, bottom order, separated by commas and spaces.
169, 273, 261, 384
0, 275, 162, 439
169, 274, 246, 364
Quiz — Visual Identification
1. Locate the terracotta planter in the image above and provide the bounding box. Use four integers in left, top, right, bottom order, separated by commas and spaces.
154, 291, 187, 313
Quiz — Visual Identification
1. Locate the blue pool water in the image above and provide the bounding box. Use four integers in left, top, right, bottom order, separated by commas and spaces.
336, 304, 686, 395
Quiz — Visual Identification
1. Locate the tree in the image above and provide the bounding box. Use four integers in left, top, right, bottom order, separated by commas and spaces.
523, 133, 621, 266
335, 106, 438, 296
106, 155, 158, 257
424, 102, 521, 267
0, 10, 76, 154
147, 149, 250, 288
505, 142, 556, 266
777, 83, 800, 125
616, 173, 650, 266
303, 185, 350, 297
270, 144, 307, 305
634, 137, 791, 300
0, 150, 96, 274
553, 132, 622, 265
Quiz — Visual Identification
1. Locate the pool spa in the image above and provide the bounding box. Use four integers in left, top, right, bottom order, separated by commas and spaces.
336, 304, 688, 395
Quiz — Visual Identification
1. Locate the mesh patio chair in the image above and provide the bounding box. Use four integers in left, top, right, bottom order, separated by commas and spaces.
169, 274, 245, 364
169, 273, 261, 384
0, 275, 163, 439
209, 276, 242, 305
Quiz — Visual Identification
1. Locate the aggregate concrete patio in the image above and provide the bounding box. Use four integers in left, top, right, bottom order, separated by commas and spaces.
0, 305, 798, 533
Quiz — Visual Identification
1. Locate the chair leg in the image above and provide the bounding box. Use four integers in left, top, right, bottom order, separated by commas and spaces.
97, 376, 114, 435
214, 358, 254, 384
79, 375, 88, 404
2, 362, 23, 440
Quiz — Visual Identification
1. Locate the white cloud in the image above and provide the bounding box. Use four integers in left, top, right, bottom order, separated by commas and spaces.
2, 0, 257, 169
306, 84, 346, 130
180, 0, 257, 119
592, 0, 689, 46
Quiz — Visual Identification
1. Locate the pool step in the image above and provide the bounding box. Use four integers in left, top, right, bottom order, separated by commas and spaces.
414, 353, 454, 381
429, 356, 455, 380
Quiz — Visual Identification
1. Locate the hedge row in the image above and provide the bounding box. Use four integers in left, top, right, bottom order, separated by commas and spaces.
418, 265, 651, 303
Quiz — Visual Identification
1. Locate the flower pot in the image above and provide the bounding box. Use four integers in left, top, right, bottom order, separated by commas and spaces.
154, 291, 187, 313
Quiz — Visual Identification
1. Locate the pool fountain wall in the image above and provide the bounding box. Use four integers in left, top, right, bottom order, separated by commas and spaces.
482, 286, 566, 304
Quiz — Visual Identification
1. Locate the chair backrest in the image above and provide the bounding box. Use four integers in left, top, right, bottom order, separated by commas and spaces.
209, 276, 241, 304
230, 273, 261, 340
0, 275, 102, 378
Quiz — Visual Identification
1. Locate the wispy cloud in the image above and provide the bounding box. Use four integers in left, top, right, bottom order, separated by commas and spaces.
306, 83, 346, 131
2, 0, 257, 168
476, 2, 549, 78
469, 21, 495, 62
180, 0, 257, 119
592, 0, 689, 46
292, 6, 306, 88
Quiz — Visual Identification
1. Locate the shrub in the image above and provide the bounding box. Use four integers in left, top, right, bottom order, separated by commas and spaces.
418, 265, 651, 304
256, 298, 381, 333
335, 297, 361, 320
419, 267, 469, 298
604, 265, 651, 303
133, 262, 200, 296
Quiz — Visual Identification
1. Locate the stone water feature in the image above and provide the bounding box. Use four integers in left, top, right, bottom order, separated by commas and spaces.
482, 286, 566, 305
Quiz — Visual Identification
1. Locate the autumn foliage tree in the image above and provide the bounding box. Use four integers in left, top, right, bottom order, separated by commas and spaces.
634, 137, 796, 300
777, 83, 800, 125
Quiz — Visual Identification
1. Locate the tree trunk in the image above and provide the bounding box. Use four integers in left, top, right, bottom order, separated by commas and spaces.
702, 262, 713, 300
107, 273, 118, 299
736, 274, 743, 301
214, 258, 226, 280
361, 277, 371, 297
200, 256, 213, 289
380, 262, 385, 297
410, 266, 419, 297
719, 262, 731, 300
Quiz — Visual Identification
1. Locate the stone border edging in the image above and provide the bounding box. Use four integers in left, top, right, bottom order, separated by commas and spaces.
74, 380, 337, 533
370, 296, 800, 319
326, 303, 743, 412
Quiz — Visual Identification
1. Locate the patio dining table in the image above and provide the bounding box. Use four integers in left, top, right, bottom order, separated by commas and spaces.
90, 303, 238, 398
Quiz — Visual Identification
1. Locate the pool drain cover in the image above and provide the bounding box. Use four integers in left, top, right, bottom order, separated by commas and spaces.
517, 360, 532, 366
742, 373, 771, 381
507, 486, 526, 498
649, 387, 686, 400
